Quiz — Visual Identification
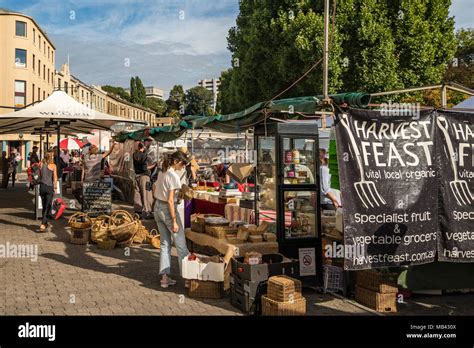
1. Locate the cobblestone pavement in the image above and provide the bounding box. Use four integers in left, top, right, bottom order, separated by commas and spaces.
0, 181, 370, 316
1, 180, 473, 316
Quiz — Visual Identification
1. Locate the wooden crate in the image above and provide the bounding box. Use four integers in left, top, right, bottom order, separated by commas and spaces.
355, 285, 397, 313
261, 295, 306, 316
267, 275, 302, 302
188, 280, 224, 299
356, 270, 398, 293
205, 226, 238, 239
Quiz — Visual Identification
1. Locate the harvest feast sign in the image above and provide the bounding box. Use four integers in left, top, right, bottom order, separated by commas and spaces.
336, 109, 473, 270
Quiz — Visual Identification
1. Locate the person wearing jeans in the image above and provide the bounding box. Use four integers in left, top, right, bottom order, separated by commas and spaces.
153, 150, 190, 288
39, 152, 58, 232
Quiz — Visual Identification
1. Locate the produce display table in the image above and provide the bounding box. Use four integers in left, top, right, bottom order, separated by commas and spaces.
185, 228, 279, 289
191, 190, 252, 223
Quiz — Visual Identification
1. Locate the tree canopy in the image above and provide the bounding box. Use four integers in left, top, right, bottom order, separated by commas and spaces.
217, 0, 457, 113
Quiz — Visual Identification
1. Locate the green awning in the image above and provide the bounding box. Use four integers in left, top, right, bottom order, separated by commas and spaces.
114, 93, 370, 143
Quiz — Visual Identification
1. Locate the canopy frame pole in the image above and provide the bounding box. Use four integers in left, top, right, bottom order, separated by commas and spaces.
322, 0, 330, 103
57, 124, 61, 168
39, 132, 43, 160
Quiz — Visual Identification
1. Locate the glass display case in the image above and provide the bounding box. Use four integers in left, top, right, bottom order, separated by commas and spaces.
254, 122, 322, 285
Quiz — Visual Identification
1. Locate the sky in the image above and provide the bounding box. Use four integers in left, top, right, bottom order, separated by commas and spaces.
0, 0, 472, 98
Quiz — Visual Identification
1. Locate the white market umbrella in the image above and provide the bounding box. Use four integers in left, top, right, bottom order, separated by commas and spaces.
0, 90, 146, 135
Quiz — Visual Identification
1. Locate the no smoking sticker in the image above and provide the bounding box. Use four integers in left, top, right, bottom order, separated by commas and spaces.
299, 248, 316, 276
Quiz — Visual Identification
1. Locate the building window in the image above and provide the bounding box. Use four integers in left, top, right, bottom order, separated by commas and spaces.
43, 65, 45, 80
32, 54, 35, 71
33, 28, 36, 43
38, 60, 40, 75
65, 82, 68, 93
14, 80, 26, 108
47, 69, 50, 83
39, 36, 41, 50
38, 87, 40, 100
82, 90, 84, 99
15, 49, 26, 67
58, 78, 61, 91
48, 47, 50, 59
52, 51, 54, 63
15, 21, 27, 37
44, 41, 46, 55
32, 83, 35, 102
43, 91, 46, 100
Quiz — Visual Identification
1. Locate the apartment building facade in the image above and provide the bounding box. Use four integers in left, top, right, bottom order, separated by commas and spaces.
197, 78, 220, 111
0, 8, 56, 168
0, 8, 172, 169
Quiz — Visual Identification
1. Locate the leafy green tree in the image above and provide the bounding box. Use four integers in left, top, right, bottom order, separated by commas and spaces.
146, 97, 167, 115
135, 76, 147, 106
129, 77, 137, 104
218, 0, 457, 112
445, 28, 474, 89
184, 86, 214, 115
101, 85, 130, 102
165, 85, 186, 116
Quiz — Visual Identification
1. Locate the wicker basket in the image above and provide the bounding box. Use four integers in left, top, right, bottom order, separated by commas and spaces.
68, 212, 92, 230
97, 239, 116, 250
355, 285, 397, 313
267, 276, 303, 302
205, 225, 238, 239
188, 280, 224, 299
147, 229, 161, 249
133, 219, 149, 244
109, 210, 138, 242
90, 215, 111, 243
356, 270, 398, 293
261, 295, 306, 316
70, 227, 90, 245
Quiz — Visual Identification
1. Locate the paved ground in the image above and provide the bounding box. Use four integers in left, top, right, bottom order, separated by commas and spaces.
0, 176, 473, 316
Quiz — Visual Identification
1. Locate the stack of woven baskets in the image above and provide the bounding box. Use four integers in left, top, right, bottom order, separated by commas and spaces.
262, 275, 306, 316
68, 210, 160, 250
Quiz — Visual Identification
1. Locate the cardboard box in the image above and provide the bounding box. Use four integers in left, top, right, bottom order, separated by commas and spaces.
227, 163, 254, 183
182, 255, 225, 282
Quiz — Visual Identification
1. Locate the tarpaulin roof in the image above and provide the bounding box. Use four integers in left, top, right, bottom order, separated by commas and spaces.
114, 93, 370, 143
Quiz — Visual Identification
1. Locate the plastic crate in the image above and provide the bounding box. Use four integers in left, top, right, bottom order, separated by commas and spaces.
323, 264, 344, 293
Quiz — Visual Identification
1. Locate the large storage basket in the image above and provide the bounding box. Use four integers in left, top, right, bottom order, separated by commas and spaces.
355, 285, 397, 313
188, 280, 224, 299
261, 295, 306, 316
356, 270, 398, 293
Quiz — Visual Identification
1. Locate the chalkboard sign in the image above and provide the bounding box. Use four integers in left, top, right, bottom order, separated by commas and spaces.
82, 180, 112, 217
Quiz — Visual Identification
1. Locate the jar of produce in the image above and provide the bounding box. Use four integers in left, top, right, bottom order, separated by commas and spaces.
292, 149, 300, 164
285, 150, 293, 163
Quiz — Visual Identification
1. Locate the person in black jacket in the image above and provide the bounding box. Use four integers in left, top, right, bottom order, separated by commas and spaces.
133, 142, 156, 219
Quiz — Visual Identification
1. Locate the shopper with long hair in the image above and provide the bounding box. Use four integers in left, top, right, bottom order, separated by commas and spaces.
153, 150, 190, 288
39, 152, 58, 232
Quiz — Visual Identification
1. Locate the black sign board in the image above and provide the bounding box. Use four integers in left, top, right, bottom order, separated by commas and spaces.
437, 111, 474, 262
336, 109, 438, 270
82, 180, 112, 217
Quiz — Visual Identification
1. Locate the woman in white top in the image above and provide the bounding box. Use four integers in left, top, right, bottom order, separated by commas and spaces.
153, 150, 190, 288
